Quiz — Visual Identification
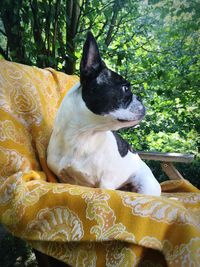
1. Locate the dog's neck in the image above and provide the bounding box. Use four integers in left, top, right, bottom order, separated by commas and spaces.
50, 83, 119, 161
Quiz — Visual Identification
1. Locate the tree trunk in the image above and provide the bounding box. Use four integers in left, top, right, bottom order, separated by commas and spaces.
1, 0, 28, 64
29, 0, 47, 67
65, 0, 80, 74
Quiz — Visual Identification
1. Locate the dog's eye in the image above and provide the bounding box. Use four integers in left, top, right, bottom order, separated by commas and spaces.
122, 85, 129, 93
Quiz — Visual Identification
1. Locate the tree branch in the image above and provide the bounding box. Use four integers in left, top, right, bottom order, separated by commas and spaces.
96, 18, 108, 40
0, 45, 9, 60
0, 29, 7, 37
75, 0, 84, 35
1, 0, 27, 63
71, 0, 81, 37
52, 0, 61, 57
77, 1, 114, 35
45, 0, 52, 56
65, 0, 80, 74
105, 12, 128, 45
105, 0, 121, 47
29, 0, 47, 64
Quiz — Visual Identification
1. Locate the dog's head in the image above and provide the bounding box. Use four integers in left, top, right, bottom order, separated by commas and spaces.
80, 32, 145, 129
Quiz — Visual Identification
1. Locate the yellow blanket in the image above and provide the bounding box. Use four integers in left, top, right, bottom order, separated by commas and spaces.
0, 59, 199, 267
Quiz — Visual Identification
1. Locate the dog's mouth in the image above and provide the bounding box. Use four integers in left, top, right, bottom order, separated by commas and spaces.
106, 104, 146, 125
117, 118, 133, 122
117, 113, 145, 123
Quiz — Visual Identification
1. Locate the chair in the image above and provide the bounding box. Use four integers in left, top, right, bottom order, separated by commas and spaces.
0, 60, 199, 267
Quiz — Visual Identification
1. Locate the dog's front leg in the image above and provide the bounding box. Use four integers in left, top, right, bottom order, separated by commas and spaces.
128, 160, 161, 196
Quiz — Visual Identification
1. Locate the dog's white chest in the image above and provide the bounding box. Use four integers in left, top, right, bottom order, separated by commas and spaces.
51, 131, 140, 189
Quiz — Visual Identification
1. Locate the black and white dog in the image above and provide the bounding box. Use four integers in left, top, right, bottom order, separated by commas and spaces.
47, 32, 161, 196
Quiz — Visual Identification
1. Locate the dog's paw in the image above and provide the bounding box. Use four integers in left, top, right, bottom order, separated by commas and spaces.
138, 184, 162, 196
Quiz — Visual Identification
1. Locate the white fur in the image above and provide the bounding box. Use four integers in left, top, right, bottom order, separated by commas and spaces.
47, 83, 161, 196
109, 95, 145, 121
96, 69, 112, 84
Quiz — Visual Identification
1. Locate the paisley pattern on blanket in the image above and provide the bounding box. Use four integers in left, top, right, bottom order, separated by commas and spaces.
29, 241, 98, 267
0, 60, 200, 267
26, 206, 84, 241
105, 242, 137, 267
0, 147, 31, 179
84, 191, 136, 242
120, 194, 200, 229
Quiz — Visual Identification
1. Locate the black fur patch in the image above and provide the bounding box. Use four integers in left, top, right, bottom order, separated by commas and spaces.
112, 131, 135, 157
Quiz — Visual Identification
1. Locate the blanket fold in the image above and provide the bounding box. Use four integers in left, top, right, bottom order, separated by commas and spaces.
0, 60, 199, 267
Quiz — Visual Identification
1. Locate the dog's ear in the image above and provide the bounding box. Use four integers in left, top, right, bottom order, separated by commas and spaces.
80, 32, 103, 79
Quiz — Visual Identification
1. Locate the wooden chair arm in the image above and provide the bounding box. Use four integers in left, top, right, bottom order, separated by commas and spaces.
137, 151, 194, 163
137, 151, 195, 180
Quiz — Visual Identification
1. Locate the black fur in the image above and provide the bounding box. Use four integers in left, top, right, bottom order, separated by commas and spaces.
80, 31, 104, 81
112, 131, 135, 157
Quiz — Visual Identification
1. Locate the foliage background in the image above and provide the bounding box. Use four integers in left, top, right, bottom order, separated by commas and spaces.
0, 1, 199, 265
